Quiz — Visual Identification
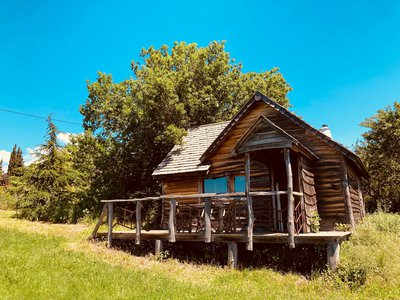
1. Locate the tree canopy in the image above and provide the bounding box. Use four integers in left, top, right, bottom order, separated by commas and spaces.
80, 41, 292, 202
7, 144, 24, 177
356, 102, 400, 212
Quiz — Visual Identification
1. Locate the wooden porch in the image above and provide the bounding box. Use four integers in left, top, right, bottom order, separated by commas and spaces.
90, 191, 351, 269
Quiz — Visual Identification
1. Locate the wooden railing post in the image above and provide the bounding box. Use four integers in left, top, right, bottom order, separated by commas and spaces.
227, 241, 238, 268
340, 154, 355, 229
90, 204, 108, 239
135, 201, 141, 245
168, 199, 176, 242
276, 182, 283, 231
107, 202, 113, 248
284, 148, 295, 248
204, 197, 212, 243
327, 242, 340, 270
245, 152, 254, 251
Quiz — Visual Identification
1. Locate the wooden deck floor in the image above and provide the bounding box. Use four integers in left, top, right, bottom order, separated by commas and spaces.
96, 230, 351, 244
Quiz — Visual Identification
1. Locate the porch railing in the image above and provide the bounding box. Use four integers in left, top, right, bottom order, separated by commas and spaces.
91, 191, 304, 250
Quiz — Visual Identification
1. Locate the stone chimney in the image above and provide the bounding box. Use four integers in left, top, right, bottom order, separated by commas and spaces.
320, 124, 332, 139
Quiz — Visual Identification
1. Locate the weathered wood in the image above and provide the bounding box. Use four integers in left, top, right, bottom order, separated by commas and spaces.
107, 203, 113, 248
357, 178, 366, 218
245, 152, 254, 251
340, 154, 355, 229
90, 204, 108, 239
284, 148, 295, 248
271, 168, 278, 230
168, 199, 176, 242
327, 242, 340, 270
297, 155, 309, 233
276, 182, 283, 231
155, 240, 163, 255
135, 201, 142, 245
97, 230, 351, 244
227, 241, 238, 268
204, 197, 212, 243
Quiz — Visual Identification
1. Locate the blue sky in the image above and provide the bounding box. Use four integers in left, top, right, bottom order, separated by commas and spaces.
1, 0, 399, 169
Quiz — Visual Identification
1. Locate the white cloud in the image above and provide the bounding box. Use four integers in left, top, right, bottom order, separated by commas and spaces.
24, 147, 42, 166
57, 132, 73, 145
0, 150, 11, 171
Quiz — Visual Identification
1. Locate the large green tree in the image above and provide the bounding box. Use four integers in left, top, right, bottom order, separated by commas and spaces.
7, 144, 24, 176
356, 102, 400, 212
79, 41, 292, 202
13, 117, 83, 222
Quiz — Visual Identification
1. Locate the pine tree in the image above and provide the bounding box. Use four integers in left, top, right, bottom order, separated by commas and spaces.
13, 116, 80, 222
7, 144, 24, 176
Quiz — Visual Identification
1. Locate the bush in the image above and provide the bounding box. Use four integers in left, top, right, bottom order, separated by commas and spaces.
0, 187, 16, 210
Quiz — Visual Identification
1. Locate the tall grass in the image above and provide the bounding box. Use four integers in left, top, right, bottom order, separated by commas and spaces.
0, 211, 399, 299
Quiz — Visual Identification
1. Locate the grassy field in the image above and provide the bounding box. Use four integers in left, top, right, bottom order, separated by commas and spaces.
0, 211, 399, 299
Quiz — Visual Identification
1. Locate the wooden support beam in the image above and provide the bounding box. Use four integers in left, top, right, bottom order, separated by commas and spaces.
227, 241, 238, 269
204, 197, 212, 243
168, 199, 176, 242
245, 152, 254, 251
155, 240, 163, 255
107, 203, 113, 248
340, 154, 355, 229
276, 182, 283, 232
90, 204, 108, 239
357, 178, 366, 218
135, 201, 142, 245
297, 155, 309, 233
284, 148, 295, 248
271, 168, 278, 231
327, 242, 340, 270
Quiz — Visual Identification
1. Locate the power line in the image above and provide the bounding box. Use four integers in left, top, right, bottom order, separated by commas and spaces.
0, 107, 82, 126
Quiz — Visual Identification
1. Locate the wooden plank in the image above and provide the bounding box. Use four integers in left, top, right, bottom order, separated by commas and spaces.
107, 203, 113, 248
340, 154, 355, 229
327, 242, 340, 270
135, 201, 141, 245
276, 182, 283, 231
155, 240, 163, 255
284, 148, 295, 248
227, 242, 238, 268
297, 155, 308, 233
245, 152, 254, 251
271, 168, 278, 230
90, 204, 108, 239
168, 199, 176, 242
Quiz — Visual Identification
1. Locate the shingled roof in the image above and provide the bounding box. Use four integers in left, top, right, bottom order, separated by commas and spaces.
152, 121, 229, 176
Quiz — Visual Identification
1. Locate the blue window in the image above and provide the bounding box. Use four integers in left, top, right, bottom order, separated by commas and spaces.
204, 177, 227, 193
234, 176, 246, 192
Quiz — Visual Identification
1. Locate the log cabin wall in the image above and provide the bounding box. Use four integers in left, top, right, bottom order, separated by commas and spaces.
207, 101, 347, 229
300, 156, 318, 230
347, 163, 363, 222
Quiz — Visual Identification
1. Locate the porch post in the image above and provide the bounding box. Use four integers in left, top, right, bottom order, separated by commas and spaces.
107, 203, 113, 248
135, 201, 142, 245
245, 152, 254, 251
284, 148, 295, 248
168, 198, 176, 242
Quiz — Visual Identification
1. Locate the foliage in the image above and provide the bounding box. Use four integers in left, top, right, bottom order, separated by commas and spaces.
334, 223, 351, 231
12, 117, 84, 222
7, 144, 24, 177
0, 186, 16, 210
79, 41, 292, 204
0, 211, 400, 299
309, 211, 321, 233
356, 102, 400, 212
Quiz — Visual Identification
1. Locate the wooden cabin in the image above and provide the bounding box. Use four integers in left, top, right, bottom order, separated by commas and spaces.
93, 92, 368, 269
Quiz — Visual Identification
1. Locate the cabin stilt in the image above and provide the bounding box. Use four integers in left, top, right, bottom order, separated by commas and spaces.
155, 240, 163, 255
327, 241, 340, 270
227, 241, 238, 269
107, 203, 113, 248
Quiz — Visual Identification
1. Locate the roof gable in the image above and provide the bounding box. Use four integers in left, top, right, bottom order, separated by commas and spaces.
233, 115, 319, 160
200, 92, 368, 177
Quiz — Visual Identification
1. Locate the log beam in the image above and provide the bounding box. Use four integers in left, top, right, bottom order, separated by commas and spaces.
284, 148, 295, 248
204, 197, 212, 243
327, 241, 340, 270
155, 240, 163, 255
168, 199, 176, 242
107, 203, 113, 248
90, 204, 108, 239
245, 152, 254, 251
135, 201, 142, 245
227, 241, 238, 268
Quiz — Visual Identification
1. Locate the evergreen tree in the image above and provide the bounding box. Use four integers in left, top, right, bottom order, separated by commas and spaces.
7, 144, 24, 176
13, 116, 81, 222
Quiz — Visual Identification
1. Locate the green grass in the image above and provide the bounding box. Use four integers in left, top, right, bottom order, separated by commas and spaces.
0, 211, 399, 299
